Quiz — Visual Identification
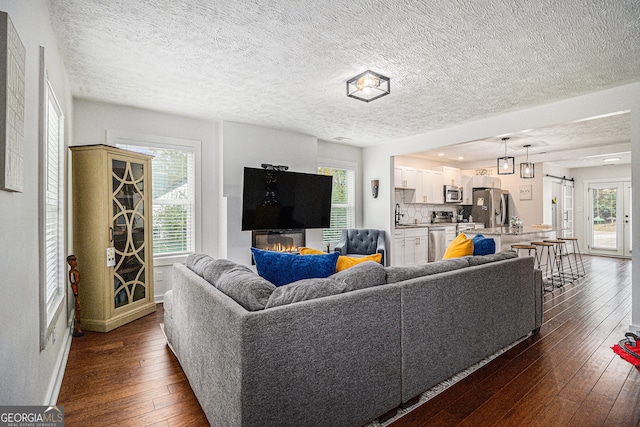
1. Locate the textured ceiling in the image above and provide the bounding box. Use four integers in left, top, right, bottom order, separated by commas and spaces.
47, 0, 640, 149
413, 112, 632, 169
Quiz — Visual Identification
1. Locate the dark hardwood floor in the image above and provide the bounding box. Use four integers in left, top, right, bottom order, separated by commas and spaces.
58, 255, 639, 426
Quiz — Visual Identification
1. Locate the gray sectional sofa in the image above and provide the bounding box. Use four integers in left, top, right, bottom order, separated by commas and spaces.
163, 251, 543, 427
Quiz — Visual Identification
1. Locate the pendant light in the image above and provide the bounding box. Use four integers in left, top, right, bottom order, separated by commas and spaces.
520, 144, 535, 179
497, 137, 514, 175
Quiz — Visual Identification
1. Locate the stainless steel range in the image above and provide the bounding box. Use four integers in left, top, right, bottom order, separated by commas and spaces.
432, 211, 453, 223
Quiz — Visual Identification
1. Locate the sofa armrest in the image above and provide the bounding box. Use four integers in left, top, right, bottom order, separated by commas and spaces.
334, 232, 347, 255
376, 231, 386, 265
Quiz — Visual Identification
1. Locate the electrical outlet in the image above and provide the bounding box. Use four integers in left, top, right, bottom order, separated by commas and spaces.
156, 270, 164, 282
106, 247, 116, 267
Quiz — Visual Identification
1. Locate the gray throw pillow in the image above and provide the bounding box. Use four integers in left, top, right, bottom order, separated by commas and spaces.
466, 250, 518, 266
215, 266, 276, 311
385, 258, 469, 283
202, 258, 242, 287
330, 261, 386, 292
265, 278, 347, 309
185, 253, 215, 277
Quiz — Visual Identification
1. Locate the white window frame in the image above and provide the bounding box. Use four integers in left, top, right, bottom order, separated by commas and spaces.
39, 48, 65, 350
317, 159, 358, 245
106, 130, 202, 266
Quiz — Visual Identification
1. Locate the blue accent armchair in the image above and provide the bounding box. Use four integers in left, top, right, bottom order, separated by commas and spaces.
334, 228, 386, 266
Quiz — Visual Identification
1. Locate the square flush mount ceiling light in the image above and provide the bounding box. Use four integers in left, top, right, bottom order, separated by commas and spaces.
346, 70, 390, 102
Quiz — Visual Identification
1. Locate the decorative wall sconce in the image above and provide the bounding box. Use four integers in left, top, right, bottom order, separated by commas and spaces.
519, 144, 535, 179
346, 70, 391, 102
497, 137, 515, 175
371, 179, 379, 198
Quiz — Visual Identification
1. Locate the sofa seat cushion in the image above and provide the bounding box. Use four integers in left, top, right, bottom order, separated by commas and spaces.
330, 261, 386, 291
251, 248, 339, 286
385, 258, 470, 283
466, 250, 518, 266
264, 278, 348, 308
442, 232, 474, 259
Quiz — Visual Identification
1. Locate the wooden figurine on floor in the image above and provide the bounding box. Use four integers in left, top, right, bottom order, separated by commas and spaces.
67, 255, 84, 337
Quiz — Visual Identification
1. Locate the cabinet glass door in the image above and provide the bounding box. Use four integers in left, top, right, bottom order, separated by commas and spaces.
112, 158, 147, 309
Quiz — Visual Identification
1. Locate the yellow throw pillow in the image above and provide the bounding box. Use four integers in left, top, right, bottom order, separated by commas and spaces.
298, 247, 325, 255
336, 253, 382, 272
442, 232, 474, 259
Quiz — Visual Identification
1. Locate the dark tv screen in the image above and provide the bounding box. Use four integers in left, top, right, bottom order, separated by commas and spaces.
241, 167, 333, 231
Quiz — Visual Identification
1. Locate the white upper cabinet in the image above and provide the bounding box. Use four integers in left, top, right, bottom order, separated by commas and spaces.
441, 166, 462, 187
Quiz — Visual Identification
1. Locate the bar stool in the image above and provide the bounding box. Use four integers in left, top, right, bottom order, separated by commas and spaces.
559, 237, 585, 278
511, 244, 537, 257
531, 241, 560, 289
544, 239, 575, 285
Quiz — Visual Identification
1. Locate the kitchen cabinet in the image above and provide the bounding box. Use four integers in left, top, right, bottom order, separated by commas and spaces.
395, 167, 444, 204
393, 227, 429, 266
70, 145, 156, 332
462, 175, 473, 204
429, 170, 444, 204
441, 166, 462, 187
471, 175, 501, 189
393, 229, 405, 266
444, 225, 457, 247
395, 167, 418, 189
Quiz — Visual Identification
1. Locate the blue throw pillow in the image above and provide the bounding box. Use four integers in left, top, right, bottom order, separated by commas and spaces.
472, 234, 496, 256
251, 248, 340, 287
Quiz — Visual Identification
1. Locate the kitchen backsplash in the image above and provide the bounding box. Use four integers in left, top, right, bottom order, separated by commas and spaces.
395, 190, 471, 224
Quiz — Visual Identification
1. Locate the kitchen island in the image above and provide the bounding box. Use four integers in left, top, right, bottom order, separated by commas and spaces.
464, 226, 558, 252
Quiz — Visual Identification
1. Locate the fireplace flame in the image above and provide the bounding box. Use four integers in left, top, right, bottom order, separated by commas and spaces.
261, 243, 298, 253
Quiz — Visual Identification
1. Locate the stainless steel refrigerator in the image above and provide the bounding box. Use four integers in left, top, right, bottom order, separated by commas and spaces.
471, 188, 509, 228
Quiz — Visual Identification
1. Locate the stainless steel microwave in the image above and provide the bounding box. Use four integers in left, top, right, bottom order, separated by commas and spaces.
444, 185, 463, 203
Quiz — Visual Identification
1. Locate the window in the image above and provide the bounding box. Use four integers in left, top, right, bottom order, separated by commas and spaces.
318, 166, 355, 243
39, 75, 65, 349
112, 133, 200, 260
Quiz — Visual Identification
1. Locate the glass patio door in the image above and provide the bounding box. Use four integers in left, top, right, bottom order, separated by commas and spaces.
588, 181, 631, 257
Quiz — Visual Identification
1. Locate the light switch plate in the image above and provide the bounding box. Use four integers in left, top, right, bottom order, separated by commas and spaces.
106, 247, 116, 267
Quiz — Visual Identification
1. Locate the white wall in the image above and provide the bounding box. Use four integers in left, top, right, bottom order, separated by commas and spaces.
362, 82, 640, 331
72, 99, 219, 300
0, 0, 73, 405
220, 121, 318, 264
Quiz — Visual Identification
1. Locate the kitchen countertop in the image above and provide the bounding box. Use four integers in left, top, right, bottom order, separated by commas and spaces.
468, 226, 557, 236
395, 222, 483, 228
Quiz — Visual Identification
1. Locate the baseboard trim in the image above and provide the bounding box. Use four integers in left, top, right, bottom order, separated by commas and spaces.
46, 324, 72, 405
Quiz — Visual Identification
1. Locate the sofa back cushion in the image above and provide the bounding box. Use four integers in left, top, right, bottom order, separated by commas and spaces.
186, 253, 215, 276
466, 250, 518, 266
385, 258, 470, 283
215, 265, 276, 311
330, 261, 386, 291
264, 278, 348, 309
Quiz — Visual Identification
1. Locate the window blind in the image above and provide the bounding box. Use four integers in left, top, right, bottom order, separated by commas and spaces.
116, 144, 195, 256
44, 83, 64, 312
318, 167, 355, 243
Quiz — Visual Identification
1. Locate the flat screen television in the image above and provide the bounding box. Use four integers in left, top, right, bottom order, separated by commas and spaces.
241, 167, 333, 231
